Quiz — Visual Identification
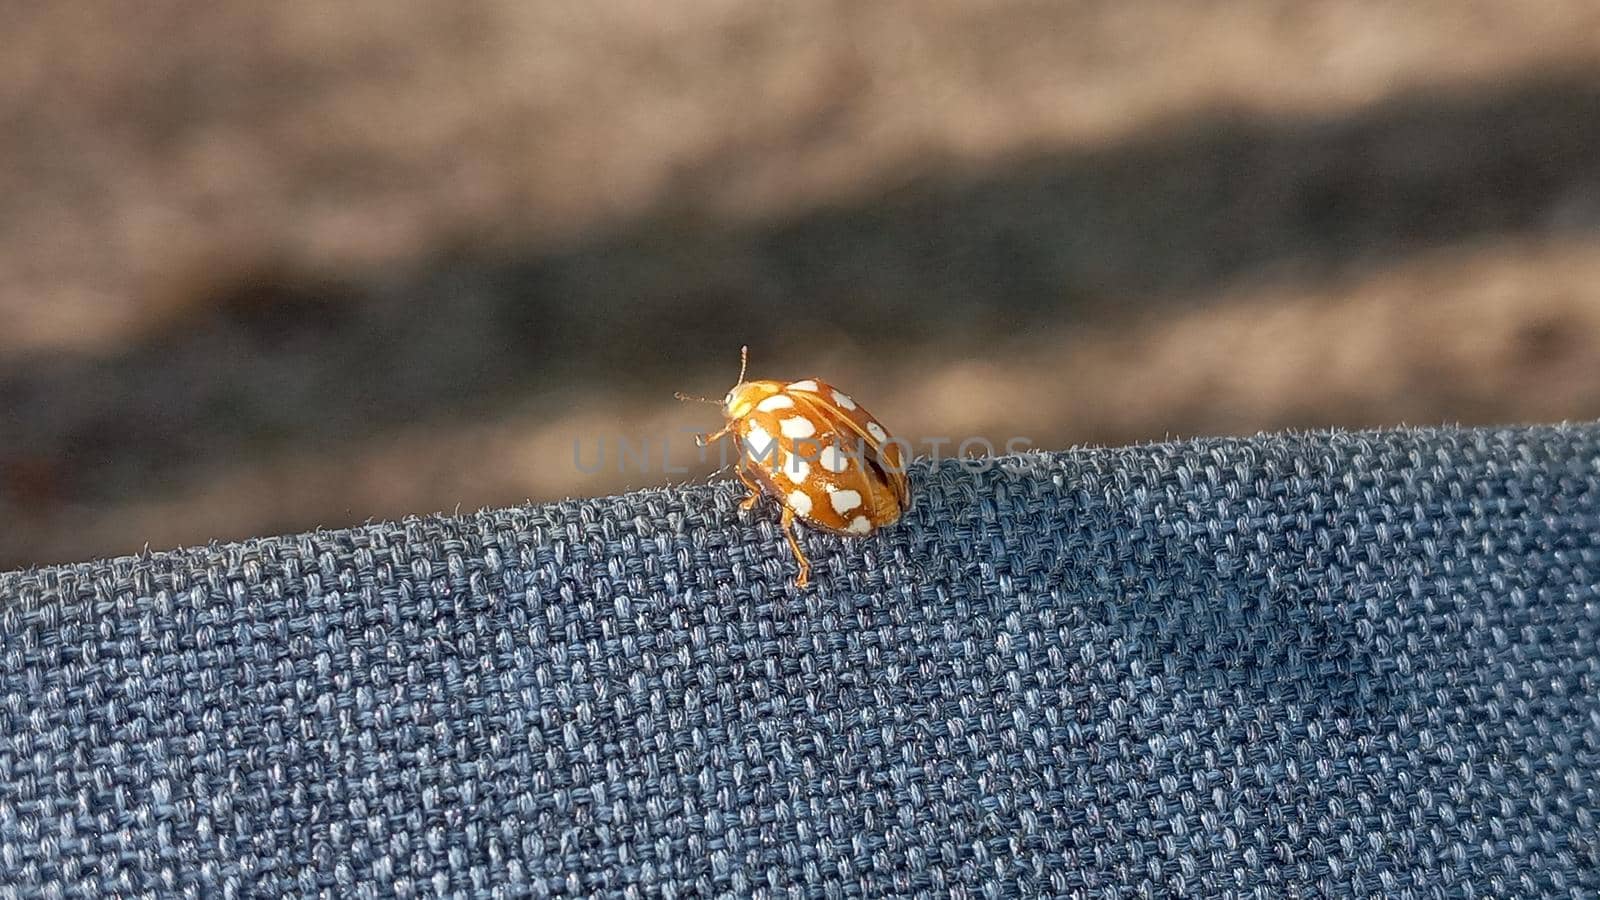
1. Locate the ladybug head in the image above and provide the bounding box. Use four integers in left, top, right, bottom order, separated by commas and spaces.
723, 380, 784, 420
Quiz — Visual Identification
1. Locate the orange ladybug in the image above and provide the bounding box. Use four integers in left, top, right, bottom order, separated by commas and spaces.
684, 347, 909, 586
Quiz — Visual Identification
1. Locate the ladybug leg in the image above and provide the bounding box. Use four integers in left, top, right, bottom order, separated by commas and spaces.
779, 506, 812, 587
693, 423, 734, 448
736, 466, 762, 511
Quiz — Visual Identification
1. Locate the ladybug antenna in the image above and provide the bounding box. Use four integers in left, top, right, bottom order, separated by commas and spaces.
675, 345, 748, 405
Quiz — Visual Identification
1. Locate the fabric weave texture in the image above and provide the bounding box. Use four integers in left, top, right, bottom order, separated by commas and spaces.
3, 424, 1599, 898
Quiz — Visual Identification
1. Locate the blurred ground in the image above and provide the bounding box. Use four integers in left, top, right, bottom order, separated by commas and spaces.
4, 1, 1600, 568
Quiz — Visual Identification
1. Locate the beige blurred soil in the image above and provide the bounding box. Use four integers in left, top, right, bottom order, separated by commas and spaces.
4, 1, 1600, 567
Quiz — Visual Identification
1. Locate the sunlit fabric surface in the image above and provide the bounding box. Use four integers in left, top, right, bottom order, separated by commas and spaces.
3, 425, 1599, 897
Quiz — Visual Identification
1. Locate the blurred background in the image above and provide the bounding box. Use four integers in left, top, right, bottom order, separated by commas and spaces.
4, 1, 1600, 569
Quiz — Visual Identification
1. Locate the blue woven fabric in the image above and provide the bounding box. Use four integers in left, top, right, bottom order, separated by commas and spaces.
3, 425, 1599, 897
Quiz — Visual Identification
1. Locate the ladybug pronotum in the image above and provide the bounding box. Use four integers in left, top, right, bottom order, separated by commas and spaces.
683, 347, 909, 586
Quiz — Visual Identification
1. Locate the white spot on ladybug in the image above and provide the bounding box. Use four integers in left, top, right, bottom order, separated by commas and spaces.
788, 489, 813, 516
781, 455, 810, 484
830, 390, 856, 409
756, 394, 794, 412
846, 515, 872, 534
780, 416, 816, 439
865, 421, 888, 442
743, 423, 776, 461
786, 379, 819, 393
818, 445, 851, 473
830, 489, 862, 514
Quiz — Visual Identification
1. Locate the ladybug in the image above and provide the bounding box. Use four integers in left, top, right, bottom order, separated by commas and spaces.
683, 347, 909, 586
